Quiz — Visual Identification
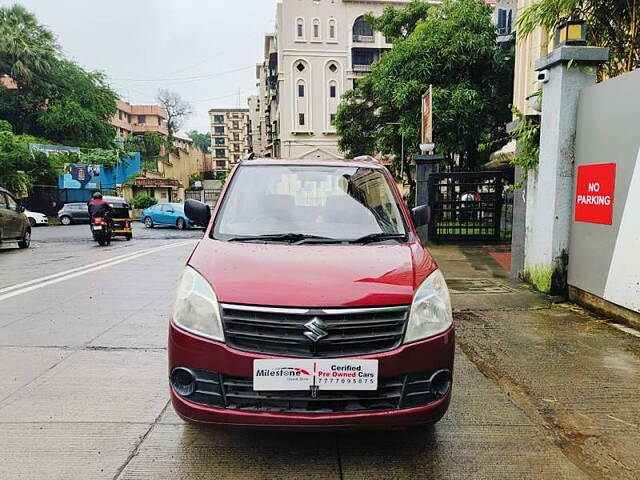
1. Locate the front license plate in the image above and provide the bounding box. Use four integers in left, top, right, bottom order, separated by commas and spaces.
253, 359, 378, 391
92, 225, 102, 230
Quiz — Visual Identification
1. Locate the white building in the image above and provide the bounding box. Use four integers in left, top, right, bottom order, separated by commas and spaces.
253, 0, 498, 160
254, 0, 420, 159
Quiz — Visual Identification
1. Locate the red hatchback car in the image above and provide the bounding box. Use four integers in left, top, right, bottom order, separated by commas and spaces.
169, 157, 454, 429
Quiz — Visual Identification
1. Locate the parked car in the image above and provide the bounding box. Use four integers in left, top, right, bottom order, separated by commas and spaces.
140, 203, 198, 230
24, 209, 48, 227
58, 202, 90, 225
0, 187, 31, 249
169, 157, 453, 430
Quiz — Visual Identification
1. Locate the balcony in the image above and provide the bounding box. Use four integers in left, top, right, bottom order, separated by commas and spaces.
352, 64, 373, 73
353, 35, 374, 43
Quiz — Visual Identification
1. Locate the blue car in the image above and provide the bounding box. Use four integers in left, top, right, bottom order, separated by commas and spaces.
141, 203, 198, 230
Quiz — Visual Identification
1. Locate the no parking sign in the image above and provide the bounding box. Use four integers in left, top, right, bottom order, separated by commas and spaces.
575, 163, 616, 225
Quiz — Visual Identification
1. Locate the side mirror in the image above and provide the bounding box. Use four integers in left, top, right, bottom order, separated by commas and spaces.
19, 205, 25, 213
185, 199, 211, 227
411, 204, 430, 228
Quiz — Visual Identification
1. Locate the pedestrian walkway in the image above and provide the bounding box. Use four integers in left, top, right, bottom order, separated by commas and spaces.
430, 244, 640, 479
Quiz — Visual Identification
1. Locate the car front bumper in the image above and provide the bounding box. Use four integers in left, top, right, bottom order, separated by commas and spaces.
168, 322, 455, 429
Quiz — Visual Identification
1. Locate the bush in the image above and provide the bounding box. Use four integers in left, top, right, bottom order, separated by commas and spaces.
130, 194, 157, 209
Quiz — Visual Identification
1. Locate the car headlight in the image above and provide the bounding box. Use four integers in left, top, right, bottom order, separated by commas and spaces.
172, 266, 224, 342
404, 269, 452, 344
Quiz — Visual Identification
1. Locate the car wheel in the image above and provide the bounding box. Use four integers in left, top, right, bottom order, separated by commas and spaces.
60, 216, 72, 226
125, 234, 132, 241
28, 217, 36, 227
176, 218, 186, 230
144, 217, 154, 228
18, 228, 31, 249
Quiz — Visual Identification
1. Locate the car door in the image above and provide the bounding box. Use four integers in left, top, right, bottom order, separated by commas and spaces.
156, 204, 172, 225
0, 192, 10, 240
1, 192, 23, 239
75, 204, 90, 222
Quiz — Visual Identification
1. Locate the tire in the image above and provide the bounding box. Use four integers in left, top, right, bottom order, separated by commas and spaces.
176, 218, 186, 230
28, 217, 36, 227
125, 234, 132, 241
144, 217, 154, 228
98, 238, 106, 246
18, 228, 31, 249
60, 216, 72, 226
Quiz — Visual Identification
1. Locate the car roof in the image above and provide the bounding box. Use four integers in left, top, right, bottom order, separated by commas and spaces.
239, 157, 385, 169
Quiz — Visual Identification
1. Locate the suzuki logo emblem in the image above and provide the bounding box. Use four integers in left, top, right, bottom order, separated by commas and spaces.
304, 317, 328, 343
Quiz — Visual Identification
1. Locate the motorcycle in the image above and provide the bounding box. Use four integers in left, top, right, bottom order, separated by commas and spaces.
90, 215, 113, 246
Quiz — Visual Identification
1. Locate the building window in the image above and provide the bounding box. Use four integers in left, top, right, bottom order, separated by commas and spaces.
214, 126, 225, 135
233, 133, 240, 141
216, 160, 226, 168
328, 19, 336, 40
215, 137, 225, 145
296, 62, 305, 72
213, 114, 224, 123
329, 84, 337, 98
137, 115, 146, 124
353, 16, 374, 41
118, 111, 123, 120
298, 83, 305, 97
299, 113, 305, 126
215, 149, 226, 158
232, 121, 239, 130
296, 18, 304, 39
312, 18, 320, 40
328, 63, 337, 73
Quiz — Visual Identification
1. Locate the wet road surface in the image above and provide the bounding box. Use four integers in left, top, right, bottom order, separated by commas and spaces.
0, 229, 635, 478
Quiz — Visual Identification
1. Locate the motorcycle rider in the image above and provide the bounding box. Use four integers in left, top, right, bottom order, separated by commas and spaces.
87, 192, 114, 221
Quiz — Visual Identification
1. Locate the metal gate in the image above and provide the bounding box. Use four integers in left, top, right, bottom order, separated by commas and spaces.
428, 171, 513, 242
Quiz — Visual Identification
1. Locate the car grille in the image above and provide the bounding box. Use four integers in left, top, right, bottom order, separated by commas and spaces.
221, 304, 409, 358
175, 368, 445, 413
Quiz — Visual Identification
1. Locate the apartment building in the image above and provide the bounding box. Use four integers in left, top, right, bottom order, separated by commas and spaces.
512, 0, 550, 116
247, 94, 263, 155
111, 99, 169, 138
208, 108, 250, 174
255, 0, 421, 160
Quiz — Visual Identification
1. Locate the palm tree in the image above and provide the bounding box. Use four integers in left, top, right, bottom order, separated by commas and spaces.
516, 0, 640, 77
0, 5, 59, 88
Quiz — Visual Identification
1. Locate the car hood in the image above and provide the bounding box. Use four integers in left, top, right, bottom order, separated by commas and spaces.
187, 237, 437, 308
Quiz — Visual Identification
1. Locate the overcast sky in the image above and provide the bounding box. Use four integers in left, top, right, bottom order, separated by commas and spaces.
0, 0, 277, 133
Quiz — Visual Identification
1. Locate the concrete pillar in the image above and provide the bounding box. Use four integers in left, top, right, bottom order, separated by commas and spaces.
525, 46, 608, 294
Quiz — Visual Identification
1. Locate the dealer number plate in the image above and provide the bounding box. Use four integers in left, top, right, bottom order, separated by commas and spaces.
253, 359, 378, 391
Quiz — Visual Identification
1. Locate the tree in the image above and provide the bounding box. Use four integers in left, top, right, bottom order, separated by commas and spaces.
365, 0, 433, 42
336, 0, 513, 188
187, 130, 211, 153
156, 89, 192, 137
516, 0, 640, 77
36, 59, 117, 148
0, 5, 59, 88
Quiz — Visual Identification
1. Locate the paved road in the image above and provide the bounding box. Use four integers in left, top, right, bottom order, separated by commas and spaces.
0, 226, 588, 479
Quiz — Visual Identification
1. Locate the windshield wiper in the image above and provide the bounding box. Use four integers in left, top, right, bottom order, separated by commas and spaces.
348, 233, 406, 244
227, 233, 338, 244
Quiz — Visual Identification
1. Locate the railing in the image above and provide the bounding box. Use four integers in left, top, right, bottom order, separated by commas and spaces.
353, 35, 374, 43
352, 64, 373, 73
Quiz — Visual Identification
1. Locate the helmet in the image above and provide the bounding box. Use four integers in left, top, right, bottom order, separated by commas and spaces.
92, 192, 103, 200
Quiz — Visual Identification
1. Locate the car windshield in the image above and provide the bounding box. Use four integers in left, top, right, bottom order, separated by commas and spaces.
212, 165, 406, 241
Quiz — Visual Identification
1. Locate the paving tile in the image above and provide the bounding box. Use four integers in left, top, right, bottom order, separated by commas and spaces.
119, 424, 341, 480
0, 422, 148, 480
0, 312, 127, 347
338, 425, 586, 480
0, 350, 168, 423
0, 347, 70, 401
89, 311, 170, 349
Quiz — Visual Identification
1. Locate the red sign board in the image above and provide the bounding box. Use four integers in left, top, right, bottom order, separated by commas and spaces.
575, 163, 616, 225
